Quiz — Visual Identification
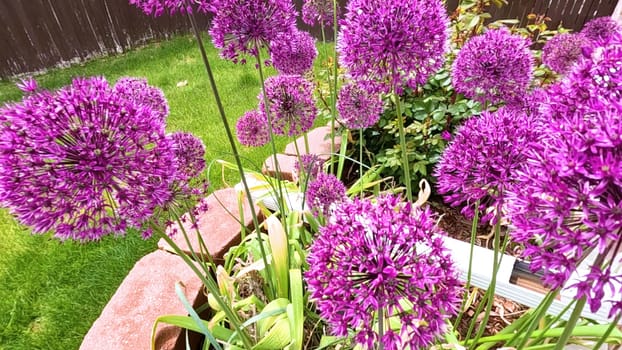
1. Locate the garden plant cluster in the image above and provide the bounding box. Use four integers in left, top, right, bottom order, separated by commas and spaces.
1, 0, 622, 349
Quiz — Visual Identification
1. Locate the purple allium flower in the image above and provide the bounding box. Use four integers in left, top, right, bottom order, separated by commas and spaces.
168, 132, 206, 180
452, 27, 534, 105
235, 110, 270, 147
336, 82, 383, 129
441, 130, 452, 141
269, 30, 317, 75
435, 107, 540, 223
16, 77, 38, 94
337, 0, 449, 93
129, 0, 212, 16
258, 75, 317, 137
541, 35, 622, 120
506, 34, 622, 315
114, 77, 169, 121
581, 16, 622, 44
294, 154, 323, 184
302, 0, 338, 27
542, 33, 590, 74
0, 77, 176, 241
305, 172, 345, 217
209, 0, 297, 64
305, 195, 462, 349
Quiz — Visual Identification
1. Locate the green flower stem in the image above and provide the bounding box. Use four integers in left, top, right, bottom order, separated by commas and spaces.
254, 47, 288, 221
359, 128, 364, 198
553, 297, 587, 350
393, 91, 413, 202
157, 228, 253, 348
591, 313, 622, 350
453, 202, 480, 330
469, 216, 502, 347
511, 290, 561, 349
378, 307, 384, 350
469, 323, 620, 346
331, 0, 341, 177
187, 10, 273, 300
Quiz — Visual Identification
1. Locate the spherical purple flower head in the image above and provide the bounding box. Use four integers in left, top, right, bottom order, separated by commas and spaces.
168, 132, 206, 180
114, 77, 169, 121
452, 27, 534, 105
235, 110, 270, 147
258, 75, 317, 137
541, 35, 622, 121
16, 77, 38, 94
302, 0, 339, 27
434, 107, 540, 223
209, 0, 296, 64
305, 172, 345, 217
129, 0, 212, 16
506, 39, 622, 315
581, 16, 622, 44
337, 0, 449, 94
542, 33, 590, 74
269, 30, 317, 75
294, 154, 323, 184
337, 82, 383, 129
0, 77, 176, 241
305, 195, 462, 349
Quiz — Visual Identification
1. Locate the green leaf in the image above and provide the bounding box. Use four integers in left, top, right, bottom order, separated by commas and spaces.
287, 269, 304, 350
257, 298, 290, 337
317, 335, 346, 349
252, 316, 291, 350
266, 215, 289, 299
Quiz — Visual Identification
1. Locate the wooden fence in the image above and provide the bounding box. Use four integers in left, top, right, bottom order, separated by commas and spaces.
0, 0, 618, 79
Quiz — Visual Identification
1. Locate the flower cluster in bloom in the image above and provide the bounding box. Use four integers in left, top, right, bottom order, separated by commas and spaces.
0, 77, 176, 241
16, 77, 38, 94
452, 27, 533, 105
305, 195, 461, 349
258, 75, 317, 137
540, 33, 622, 120
294, 154, 323, 185
542, 33, 589, 74
235, 110, 270, 147
129, 0, 212, 16
209, 0, 296, 64
336, 82, 383, 129
305, 173, 346, 217
338, 0, 449, 93
302, 0, 338, 27
113, 77, 169, 121
269, 30, 317, 75
506, 34, 622, 315
435, 107, 540, 223
169, 132, 206, 180
581, 16, 622, 44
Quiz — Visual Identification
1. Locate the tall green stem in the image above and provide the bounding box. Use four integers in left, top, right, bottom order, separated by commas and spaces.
393, 91, 413, 202
552, 296, 587, 350
378, 308, 385, 350
186, 12, 273, 299
359, 128, 364, 198
158, 229, 253, 348
453, 202, 480, 329
469, 216, 502, 346
254, 47, 288, 221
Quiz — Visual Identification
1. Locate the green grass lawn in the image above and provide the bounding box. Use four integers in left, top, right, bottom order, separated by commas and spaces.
0, 35, 329, 350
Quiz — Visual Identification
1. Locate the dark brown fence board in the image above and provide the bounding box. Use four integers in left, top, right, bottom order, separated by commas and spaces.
0, 0, 618, 78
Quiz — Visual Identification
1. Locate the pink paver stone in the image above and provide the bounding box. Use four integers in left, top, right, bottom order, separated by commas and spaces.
158, 187, 261, 262
284, 126, 341, 161
80, 250, 205, 350
262, 153, 298, 181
